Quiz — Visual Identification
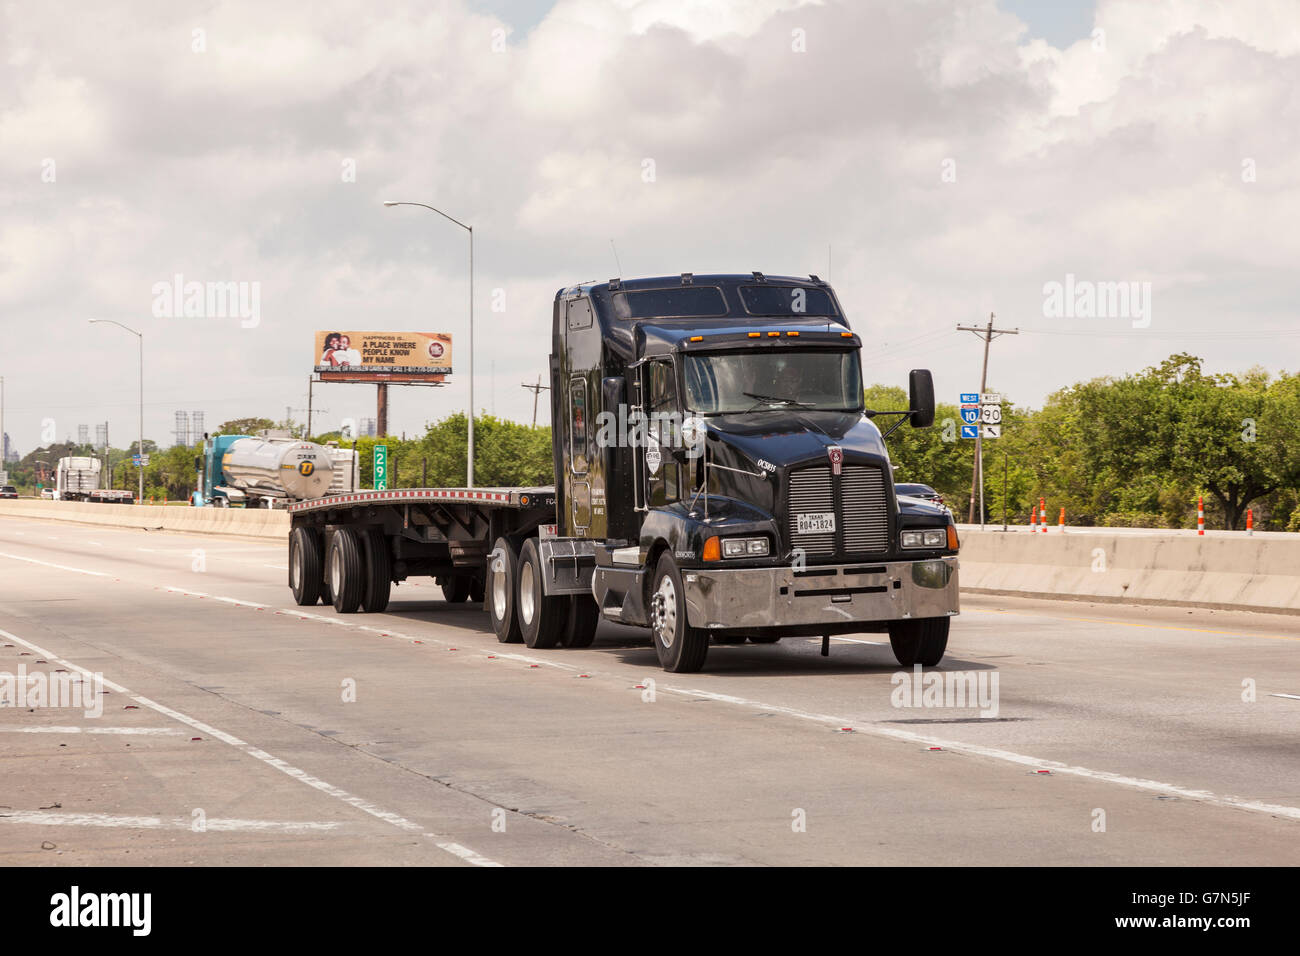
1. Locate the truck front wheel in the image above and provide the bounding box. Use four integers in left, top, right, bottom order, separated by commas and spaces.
888, 617, 950, 667
488, 537, 523, 644
517, 538, 566, 649
650, 554, 709, 673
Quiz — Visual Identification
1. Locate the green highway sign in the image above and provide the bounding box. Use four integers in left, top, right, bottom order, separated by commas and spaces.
374, 444, 388, 490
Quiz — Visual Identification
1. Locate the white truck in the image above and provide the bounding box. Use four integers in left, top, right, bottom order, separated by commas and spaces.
54, 457, 102, 502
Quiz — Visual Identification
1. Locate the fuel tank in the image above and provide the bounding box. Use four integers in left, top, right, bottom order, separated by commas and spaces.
220, 438, 334, 500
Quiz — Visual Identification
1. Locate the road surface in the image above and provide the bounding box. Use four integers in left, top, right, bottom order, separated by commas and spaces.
1, 515, 1297, 866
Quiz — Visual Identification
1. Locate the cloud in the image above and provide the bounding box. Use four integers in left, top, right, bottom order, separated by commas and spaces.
1, 0, 1296, 454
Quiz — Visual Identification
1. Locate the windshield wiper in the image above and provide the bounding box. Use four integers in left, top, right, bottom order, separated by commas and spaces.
741, 390, 813, 411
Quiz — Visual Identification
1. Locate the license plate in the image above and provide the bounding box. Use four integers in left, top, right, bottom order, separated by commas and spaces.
796, 512, 836, 534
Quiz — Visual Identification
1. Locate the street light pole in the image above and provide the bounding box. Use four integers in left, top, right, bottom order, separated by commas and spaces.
384, 200, 474, 488
89, 320, 144, 503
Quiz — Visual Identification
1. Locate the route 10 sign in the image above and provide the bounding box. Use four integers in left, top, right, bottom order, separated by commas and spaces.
960, 406, 980, 424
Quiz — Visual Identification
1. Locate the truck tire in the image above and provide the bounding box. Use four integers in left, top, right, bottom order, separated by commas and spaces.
361, 528, 392, 613
517, 537, 566, 649
562, 595, 600, 649
441, 576, 471, 603
650, 553, 709, 673
289, 527, 323, 607
327, 528, 365, 614
888, 617, 950, 667
488, 537, 523, 644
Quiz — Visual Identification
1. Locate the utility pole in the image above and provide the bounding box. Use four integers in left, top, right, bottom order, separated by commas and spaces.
522, 376, 549, 427
957, 313, 1018, 525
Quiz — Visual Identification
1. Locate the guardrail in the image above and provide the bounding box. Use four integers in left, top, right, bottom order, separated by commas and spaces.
0, 499, 289, 539
959, 527, 1300, 615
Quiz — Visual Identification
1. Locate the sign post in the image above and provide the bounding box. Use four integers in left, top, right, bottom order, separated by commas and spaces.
961, 392, 1004, 529
373, 445, 388, 491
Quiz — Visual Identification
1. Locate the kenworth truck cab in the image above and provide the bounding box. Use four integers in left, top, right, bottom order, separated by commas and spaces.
284, 273, 959, 673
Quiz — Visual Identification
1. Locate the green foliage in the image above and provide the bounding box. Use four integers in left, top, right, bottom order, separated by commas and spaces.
325, 414, 554, 490
215, 417, 276, 436
876, 353, 1300, 530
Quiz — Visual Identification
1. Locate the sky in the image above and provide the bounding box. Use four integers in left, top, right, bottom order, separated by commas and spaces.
2, 0, 1298, 457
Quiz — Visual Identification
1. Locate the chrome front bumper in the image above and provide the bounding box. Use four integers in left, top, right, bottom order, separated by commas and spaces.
680, 557, 959, 629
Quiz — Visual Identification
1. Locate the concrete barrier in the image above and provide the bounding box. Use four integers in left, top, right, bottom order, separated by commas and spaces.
0, 499, 289, 539
960, 528, 1300, 615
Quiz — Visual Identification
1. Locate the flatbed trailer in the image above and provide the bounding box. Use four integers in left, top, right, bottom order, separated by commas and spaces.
287, 486, 563, 616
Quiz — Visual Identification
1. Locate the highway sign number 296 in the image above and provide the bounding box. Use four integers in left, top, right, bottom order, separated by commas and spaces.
374, 445, 388, 491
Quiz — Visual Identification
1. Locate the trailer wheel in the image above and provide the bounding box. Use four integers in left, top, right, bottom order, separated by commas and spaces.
441, 575, 471, 603
650, 553, 709, 673
289, 527, 323, 606
327, 528, 365, 613
517, 537, 566, 649
562, 595, 600, 648
488, 537, 523, 644
361, 529, 392, 613
888, 617, 950, 667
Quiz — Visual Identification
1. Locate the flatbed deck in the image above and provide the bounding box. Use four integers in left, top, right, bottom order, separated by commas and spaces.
288, 486, 556, 515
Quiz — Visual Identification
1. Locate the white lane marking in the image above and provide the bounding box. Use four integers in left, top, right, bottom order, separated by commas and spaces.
431, 839, 503, 866
663, 686, 1300, 823
164, 586, 266, 609
0, 551, 110, 577
1269, 693, 1300, 701
291, 610, 358, 627
0, 810, 342, 832
264, 564, 289, 570
0, 726, 185, 735
0, 627, 501, 867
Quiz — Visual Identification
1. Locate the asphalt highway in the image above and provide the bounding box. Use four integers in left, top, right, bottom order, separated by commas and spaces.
1, 516, 1297, 866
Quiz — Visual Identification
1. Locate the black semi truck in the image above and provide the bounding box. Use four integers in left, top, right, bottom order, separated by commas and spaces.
286, 273, 959, 672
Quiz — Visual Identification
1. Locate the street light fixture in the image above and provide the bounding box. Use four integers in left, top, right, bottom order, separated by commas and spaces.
88, 319, 144, 503
383, 200, 475, 488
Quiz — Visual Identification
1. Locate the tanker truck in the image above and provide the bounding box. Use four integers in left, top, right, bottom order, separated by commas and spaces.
284, 273, 959, 673
195, 434, 335, 508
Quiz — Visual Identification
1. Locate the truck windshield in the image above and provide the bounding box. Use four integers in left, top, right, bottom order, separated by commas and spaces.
682, 349, 863, 414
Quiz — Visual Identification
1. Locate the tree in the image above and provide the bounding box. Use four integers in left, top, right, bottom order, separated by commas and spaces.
216, 417, 276, 436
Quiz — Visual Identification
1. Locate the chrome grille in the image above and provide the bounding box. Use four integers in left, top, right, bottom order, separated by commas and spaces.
841, 464, 890, 552
786, 465, 835, 555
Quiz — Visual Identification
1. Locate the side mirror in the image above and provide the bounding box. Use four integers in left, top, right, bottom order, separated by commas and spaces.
909, 369, 935, 428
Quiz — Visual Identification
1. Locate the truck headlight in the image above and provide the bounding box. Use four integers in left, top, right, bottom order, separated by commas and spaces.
901, 529, 947, 549
722, 536, 769, 558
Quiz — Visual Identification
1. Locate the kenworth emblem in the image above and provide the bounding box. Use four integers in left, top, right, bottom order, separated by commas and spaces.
827, 445, 843, 476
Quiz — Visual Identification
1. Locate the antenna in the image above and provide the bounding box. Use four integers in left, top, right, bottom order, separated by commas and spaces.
610, 239, 624, 277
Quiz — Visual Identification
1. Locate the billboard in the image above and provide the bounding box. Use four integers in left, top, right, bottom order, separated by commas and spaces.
314, 331, 452, 382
